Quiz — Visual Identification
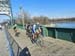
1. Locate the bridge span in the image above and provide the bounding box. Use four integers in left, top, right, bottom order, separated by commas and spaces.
49, 18, 75, 23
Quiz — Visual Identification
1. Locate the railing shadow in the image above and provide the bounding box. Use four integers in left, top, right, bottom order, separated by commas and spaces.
7, 30, 31, 56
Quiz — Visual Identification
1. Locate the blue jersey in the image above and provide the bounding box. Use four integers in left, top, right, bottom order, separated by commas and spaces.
32, 24, 36, 33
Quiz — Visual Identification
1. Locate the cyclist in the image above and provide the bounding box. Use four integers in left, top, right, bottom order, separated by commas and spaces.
26, 22, 32, 37
35, 22, 41, 35
26, 23, 30, 34
13, 24, 17, 32
13, 24, 20, 37
13, 24, 18, 36
31, 23, 36, 43
32, 22, 41, 43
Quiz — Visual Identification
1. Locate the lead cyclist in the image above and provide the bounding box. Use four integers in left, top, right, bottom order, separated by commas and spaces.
34, 23, 44, 46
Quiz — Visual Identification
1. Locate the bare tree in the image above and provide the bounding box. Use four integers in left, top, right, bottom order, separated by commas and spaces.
16, 7, 31, 25
32, 16, 49, 25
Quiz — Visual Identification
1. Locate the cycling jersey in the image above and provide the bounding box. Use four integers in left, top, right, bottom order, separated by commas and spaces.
32, 24, 36, 34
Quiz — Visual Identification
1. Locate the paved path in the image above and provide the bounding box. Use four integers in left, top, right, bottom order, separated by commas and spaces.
9, 29, 75, 56
0, 29, 9, 56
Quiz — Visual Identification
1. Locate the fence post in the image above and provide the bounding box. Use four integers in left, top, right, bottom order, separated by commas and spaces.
55, 29, 58, 39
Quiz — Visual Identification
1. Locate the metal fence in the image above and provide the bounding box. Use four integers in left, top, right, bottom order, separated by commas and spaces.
4, 26, 22, 56
46, 27, 75, 43
8, 33, 22, 56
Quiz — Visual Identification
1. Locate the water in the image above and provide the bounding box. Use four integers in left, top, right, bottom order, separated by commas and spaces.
55, 22, 75, 29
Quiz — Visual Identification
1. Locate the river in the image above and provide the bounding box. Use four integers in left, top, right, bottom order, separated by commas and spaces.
55, 22, 75, 28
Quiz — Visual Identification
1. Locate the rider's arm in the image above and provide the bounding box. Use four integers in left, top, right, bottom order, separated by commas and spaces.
39, 27, 41, 33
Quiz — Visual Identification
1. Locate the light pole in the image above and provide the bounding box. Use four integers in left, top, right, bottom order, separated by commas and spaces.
19, 6, 25, 29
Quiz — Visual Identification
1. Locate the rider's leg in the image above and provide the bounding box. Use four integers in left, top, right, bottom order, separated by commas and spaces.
31, 33, 35, 43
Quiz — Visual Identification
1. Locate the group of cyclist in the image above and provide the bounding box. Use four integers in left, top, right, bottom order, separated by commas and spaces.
13, 22, 42, 44
26, 22, 42, 43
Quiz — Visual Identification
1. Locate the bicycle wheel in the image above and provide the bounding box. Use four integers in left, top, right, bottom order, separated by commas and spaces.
36, 35, 44, 47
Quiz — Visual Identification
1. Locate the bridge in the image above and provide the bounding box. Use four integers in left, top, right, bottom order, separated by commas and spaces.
0, 0, 75, 56
49, 18, 75, 23
0, 24, 75, 56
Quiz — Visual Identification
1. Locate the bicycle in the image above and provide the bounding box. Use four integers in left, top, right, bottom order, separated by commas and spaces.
35, 33, 45, 47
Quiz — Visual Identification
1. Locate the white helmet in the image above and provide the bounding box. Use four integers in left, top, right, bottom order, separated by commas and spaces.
36, 22, 39, 25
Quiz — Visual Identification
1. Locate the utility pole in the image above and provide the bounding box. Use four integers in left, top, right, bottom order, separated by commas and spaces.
19, 6, 25, 29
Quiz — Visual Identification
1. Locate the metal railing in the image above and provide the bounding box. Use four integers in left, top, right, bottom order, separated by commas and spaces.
4, 26, 22, 56
46, 27, 75, 43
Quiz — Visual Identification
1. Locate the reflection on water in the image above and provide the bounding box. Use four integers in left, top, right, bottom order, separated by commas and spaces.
55, 22, 75, 28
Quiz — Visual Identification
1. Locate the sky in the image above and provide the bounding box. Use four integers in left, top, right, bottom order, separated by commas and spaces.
11, 0, 75, 18
0, 0, 75, 22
